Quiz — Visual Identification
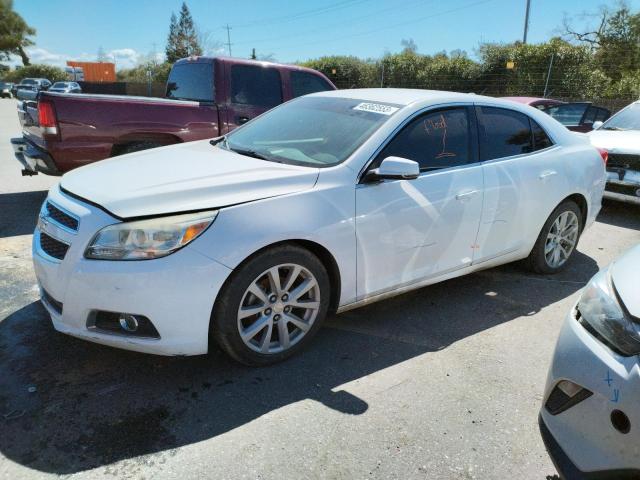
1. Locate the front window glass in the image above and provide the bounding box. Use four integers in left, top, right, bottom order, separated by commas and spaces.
600, 103, 640, 131
378, 108, 472, 171
291, 71, 333, 98
223, 96, 398, 167
231, 65, 282, 108
21, 79, 37, 85
166, 62, 214, 102
52, 82, 67, 88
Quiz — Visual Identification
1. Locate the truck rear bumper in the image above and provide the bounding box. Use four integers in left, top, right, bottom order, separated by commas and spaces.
11, 137, 61, 176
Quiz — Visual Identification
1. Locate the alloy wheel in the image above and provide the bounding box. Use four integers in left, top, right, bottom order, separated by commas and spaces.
544, 211, 579, 268
237, 263, 321, 354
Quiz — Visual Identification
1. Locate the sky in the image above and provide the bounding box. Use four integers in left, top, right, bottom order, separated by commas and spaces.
9, 0, 639, 70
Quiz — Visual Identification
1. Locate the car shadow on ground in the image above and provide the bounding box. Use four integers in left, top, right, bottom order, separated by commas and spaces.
0, 200, 632, 475
597, 199, 640, 230
0, 190, 47, 238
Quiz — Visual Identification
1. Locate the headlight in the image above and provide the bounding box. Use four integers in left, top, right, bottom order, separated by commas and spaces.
85, 211, 217, 260
578, 269, 640, 356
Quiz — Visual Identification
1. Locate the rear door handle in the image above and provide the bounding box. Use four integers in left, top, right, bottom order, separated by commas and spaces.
455, 189, 479, 201
539, 170, 557, 180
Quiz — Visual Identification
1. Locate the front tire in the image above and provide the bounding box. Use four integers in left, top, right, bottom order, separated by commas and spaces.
211, 245, 331, 366
526, 200, 582, 274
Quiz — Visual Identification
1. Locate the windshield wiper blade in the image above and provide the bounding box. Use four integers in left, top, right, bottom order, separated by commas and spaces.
602, 126, 625, 131
228, 147, 270, 160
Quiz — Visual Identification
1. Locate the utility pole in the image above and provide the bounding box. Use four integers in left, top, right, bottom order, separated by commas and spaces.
543, 53, 554, 98
522, 0, 531, 44
225, 24, 233, 57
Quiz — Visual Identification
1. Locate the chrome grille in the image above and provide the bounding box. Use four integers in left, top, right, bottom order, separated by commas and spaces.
40, 232, 70, 260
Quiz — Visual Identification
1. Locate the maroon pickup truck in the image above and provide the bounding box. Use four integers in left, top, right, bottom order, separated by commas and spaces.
12, 56, 335, 175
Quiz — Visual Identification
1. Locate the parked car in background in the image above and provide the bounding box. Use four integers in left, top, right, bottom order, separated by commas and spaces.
540, 245, 640, 479
14, 78, 52, 101
48, 81, 81, 94
503, 97, 611, 132
12, 56, 335, 176
0, 82, 13, 98
588, 101, 640, 205
33, 89, 605, 365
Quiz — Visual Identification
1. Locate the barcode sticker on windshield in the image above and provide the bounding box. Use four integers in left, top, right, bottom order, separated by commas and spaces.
353, 102, 399, 115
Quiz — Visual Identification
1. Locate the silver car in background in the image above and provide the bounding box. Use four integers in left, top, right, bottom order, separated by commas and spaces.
589, 101, 640, 205
48, 82, 82, 94
540, 245, 640, 478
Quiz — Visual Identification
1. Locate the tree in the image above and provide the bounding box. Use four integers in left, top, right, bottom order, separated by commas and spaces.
0, 0, 36, 66
2, 64, 67, 82
563, 2, 640, 82
400, 38, 418, 54
165, 2, 202, 63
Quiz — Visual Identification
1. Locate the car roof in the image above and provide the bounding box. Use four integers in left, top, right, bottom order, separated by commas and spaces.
309, 88, 532, 108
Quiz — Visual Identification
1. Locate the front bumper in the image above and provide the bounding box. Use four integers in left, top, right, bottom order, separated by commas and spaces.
540, 306, 640, 476
33, 187, 233, 356
604, 170, 640, 205
11, 136, 61, 176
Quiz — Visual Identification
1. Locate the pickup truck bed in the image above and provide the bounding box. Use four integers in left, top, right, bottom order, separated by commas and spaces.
12, 56, 335, 175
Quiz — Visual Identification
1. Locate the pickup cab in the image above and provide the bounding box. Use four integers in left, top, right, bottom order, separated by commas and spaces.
12, 57, 335, 175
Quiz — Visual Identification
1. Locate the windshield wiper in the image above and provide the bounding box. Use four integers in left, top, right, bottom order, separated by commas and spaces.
209, 135, 227, 146
228, 147, 270, 161
602, 126, 626, 131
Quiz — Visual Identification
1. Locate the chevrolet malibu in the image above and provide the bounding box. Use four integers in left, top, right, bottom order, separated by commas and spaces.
34, 89, 606, 365
540, 245, 640, 478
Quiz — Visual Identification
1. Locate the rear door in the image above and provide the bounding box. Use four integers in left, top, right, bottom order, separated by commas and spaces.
474, 106, 563, 263
223, 64, 283, 132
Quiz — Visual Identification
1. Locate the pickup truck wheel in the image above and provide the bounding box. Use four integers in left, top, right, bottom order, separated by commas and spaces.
119, 142, 163, 155
211, 245, 330, 366
525, 200, 582, 274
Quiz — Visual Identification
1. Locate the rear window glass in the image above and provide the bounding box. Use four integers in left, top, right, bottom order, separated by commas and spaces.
231, 65, 282, 108
291, 71, 333, 98
480, 107, 533, 160
543, 103, 589, 126
166, 62, 214, 102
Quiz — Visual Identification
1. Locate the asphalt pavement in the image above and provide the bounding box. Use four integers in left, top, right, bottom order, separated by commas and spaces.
0, 97, 639, 479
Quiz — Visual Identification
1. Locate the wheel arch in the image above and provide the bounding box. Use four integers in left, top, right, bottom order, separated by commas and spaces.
110, 133, 183, 156
562, 193, 588, 231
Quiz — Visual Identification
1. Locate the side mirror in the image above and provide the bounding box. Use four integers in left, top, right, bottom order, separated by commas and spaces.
592, 121, 604, 130
365, 156, 420, 182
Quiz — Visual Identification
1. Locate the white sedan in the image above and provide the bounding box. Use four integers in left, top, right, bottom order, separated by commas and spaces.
540, 245, 640, 477
34, 89, 606, 365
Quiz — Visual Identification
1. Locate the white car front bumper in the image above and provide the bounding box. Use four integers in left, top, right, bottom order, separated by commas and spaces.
33, 187, 232, 356
540, 305, 640, 477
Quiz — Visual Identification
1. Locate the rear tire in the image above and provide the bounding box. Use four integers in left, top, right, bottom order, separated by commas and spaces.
211, 245, 331, 366
525, 200, 583, 274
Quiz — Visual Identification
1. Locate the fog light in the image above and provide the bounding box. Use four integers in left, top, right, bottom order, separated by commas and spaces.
119, 313, 139, 332
88, 310, 160, 339
545, 380, 593, 415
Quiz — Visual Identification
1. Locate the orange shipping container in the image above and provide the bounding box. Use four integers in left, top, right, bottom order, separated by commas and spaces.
66, 61, 116, 83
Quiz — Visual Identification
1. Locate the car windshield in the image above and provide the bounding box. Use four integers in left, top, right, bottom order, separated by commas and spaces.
52, 82, 68, 88
222, 96, 400, 167
600, 103, 640, 131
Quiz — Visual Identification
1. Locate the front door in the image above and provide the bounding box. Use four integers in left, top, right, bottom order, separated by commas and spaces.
355, 106, 484, 299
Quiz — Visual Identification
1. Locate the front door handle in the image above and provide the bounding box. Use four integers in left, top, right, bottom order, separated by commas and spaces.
539, 170, 557, 180
455, 189, 479, 201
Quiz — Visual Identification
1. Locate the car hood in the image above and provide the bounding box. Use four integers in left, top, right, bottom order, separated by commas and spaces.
610, 245, 640, 318
588, 130, 640, 155
60, 140, 320, 219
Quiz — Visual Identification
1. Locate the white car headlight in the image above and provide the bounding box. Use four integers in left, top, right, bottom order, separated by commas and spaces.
85, 211, 217, 260
578, 269, 640, 356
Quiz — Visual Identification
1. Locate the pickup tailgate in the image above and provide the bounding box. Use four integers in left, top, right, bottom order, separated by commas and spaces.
16, 100, 45, 147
